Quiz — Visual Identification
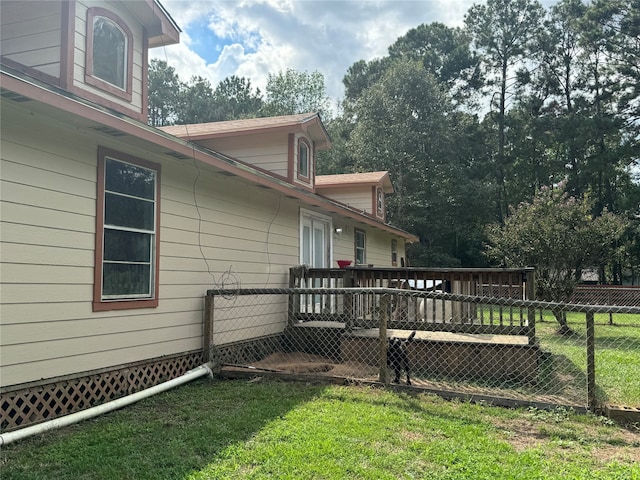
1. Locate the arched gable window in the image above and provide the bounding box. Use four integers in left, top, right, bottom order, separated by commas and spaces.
298, 138, 311, 181
93, 17, 126, 88
376, 187, 385, 218
86, 8, 133, 100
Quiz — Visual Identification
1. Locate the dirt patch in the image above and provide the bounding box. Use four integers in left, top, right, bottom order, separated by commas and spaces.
247, 352, 378, 379
494, 419, 553, 452
494, 417, 640, 463
251, 352, 336, 374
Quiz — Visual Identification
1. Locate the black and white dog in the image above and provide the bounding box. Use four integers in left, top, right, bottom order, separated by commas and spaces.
387, 331, 416, 385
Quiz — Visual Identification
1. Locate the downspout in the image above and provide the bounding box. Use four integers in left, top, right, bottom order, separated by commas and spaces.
0, 363, 215, 446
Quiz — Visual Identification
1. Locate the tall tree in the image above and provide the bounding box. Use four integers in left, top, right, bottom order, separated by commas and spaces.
342, 58, 388, 105
316, 110, 356, 175
212, 76, 263, 121
591, 0, 640, 128
262, 69, 331, 118
177, 76, 216, 124
465, 0, 545, 222
343, 23, 480, 108
148, 59, 182, 126
578, 0, 638, 215
388, 22, 481, 106
347, 58, 492, 266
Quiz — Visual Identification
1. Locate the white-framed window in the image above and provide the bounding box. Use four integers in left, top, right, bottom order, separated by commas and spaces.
86, 8, 133, 100
298, 138, 311, 181
355, 229, 366, 265
376, 187, 385, 218
94, 148, 160, 311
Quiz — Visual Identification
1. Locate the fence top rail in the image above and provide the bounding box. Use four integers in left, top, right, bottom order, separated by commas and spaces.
206, 287, 640, 315
575, 285, 640, 290
299, 266, 535, 274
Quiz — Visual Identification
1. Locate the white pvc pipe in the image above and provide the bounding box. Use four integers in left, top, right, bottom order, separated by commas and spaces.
0, 363, 214, 446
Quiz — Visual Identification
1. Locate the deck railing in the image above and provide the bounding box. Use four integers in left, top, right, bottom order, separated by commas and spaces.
289, 266, 536, 339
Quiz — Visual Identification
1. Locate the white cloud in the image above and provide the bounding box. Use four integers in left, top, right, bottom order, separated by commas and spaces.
153, 0, 484, 109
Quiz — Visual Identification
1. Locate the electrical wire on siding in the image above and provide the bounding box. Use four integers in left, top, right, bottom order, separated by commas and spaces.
155, 36, 241, 304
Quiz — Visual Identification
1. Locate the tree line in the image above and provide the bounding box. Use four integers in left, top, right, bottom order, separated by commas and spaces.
148, 0, 640, 287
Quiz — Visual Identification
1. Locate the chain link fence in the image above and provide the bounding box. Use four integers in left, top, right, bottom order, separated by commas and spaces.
205, 286, 640, 412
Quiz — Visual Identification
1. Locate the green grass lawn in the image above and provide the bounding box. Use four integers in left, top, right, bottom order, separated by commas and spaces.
535, 311, 640, 407
2, 379, 638, 480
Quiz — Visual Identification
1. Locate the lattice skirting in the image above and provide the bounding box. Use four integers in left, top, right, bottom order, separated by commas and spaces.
1, 351, 204, 432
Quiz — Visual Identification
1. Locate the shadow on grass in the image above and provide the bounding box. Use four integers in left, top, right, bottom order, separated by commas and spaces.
0, 378, 327, 480
593, 335, 640, 353
307, 384, 495, 436
536, 351, 604, 404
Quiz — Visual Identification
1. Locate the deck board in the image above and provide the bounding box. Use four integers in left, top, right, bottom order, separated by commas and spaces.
289, 323, 530, 346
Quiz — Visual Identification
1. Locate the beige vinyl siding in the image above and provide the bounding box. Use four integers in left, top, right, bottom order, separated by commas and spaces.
0, 101, 301, 388
332, 224, 404, 268
0, 1, 62, 79
365, 229, 398, 266
332, 225, 355, 265
319, 187, 372, 215
72, 0, 145, 112
198, 133, 290, 179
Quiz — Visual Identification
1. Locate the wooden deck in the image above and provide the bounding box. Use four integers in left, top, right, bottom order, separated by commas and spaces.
285, 322, 540, 384
288, 266, 536, 341
347, 327, 531, 346
288, 321, 530, 346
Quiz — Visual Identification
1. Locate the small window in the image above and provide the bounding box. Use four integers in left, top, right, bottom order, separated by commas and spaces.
298, 139, 310, 180
376, 187, 385, 218
86, 8, 133, 100
391, 239, 398, 266
355, 229, 366, 265
94, 148, 160, 311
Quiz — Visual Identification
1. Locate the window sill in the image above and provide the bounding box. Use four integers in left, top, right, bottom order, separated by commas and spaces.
85, 74, 132, 102
93, 298, 158, 312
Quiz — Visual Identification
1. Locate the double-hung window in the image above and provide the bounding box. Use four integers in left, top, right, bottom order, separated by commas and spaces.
94, 148, 160, 311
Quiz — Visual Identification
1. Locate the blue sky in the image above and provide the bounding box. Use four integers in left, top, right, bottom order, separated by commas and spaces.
151, 0, 556, 115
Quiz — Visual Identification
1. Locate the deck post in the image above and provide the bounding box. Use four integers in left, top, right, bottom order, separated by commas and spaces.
379, 294, 389, 384
525, 268, 536, 344
344, 269, 354, 332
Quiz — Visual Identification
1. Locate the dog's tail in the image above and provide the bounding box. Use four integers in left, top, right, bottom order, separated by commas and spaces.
407, 330, 416, 342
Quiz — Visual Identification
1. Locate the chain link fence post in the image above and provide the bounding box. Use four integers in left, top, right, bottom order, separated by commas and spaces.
586, 311, 596, 412
379, 294, 389, 385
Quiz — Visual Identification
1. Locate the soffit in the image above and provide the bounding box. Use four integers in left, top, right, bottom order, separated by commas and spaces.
316, 171, 394, 193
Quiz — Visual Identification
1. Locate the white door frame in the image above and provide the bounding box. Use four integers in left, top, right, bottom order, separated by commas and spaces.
299, 208, 333, 267
299, 209, 334, 313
